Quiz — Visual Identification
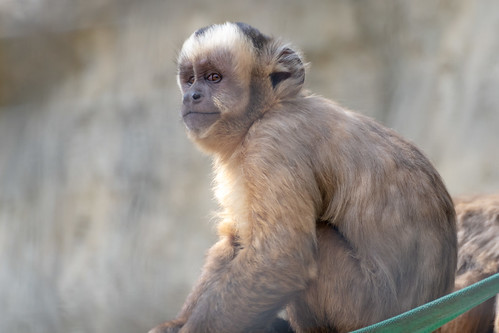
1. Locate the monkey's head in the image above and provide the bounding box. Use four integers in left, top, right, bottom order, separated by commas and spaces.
177, 22, 305, 154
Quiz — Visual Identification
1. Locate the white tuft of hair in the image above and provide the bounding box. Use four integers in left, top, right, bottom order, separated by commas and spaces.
179, 22, 255, 63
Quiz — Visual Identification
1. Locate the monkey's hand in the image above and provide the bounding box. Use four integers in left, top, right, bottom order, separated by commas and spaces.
148, 319, 184, 333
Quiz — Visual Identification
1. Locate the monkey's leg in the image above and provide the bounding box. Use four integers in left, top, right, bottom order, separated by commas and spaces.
149, 237, 238, 333
176, 230, 317, 333
287, 224, 397, 333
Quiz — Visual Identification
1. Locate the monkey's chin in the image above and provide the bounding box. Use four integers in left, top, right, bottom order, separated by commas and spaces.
183, 111, 220, 135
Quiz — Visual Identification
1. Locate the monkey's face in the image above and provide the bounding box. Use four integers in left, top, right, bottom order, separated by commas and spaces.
176, 24, 258, 144
178, 58, 223, 135
177, 52, 251, 139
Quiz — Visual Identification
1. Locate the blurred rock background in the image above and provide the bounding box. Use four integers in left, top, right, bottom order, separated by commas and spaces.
0, 0, 498, 332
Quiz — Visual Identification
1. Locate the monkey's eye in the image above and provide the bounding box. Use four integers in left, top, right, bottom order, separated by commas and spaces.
186, 76, 195, 86
206, 73, 222, 83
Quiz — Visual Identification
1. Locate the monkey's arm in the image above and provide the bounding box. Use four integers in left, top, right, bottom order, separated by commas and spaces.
149, 237, 238, 333
179, 160, 319, 333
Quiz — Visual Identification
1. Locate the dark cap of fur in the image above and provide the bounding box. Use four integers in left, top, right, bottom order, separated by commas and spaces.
234, 22, 270, 50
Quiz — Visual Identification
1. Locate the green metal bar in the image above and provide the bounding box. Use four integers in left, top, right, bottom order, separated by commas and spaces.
351, 272, 499, 333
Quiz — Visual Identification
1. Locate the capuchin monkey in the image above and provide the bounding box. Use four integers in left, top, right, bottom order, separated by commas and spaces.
442, 195, 499, 333
149, 22, 457, 333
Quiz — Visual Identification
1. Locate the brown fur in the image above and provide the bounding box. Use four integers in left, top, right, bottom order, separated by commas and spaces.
442, 194, 499, 333
149, 23, 457, 333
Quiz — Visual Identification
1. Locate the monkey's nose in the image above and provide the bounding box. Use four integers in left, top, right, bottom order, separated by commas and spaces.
183, 91, 203, 104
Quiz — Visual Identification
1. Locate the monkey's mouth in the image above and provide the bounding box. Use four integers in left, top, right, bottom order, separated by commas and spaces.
183, 111, 220, 116
182, 111, 221, 132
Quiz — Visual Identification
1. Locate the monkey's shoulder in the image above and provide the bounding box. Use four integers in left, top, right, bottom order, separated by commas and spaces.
250, 95, 406, 150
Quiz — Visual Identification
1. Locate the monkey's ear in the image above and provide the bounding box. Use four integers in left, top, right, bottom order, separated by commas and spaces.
270, 46, 305, 99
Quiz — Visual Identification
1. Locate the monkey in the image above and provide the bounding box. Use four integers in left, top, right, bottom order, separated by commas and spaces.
441, 194, 499, 333
149, 22, 457, 333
